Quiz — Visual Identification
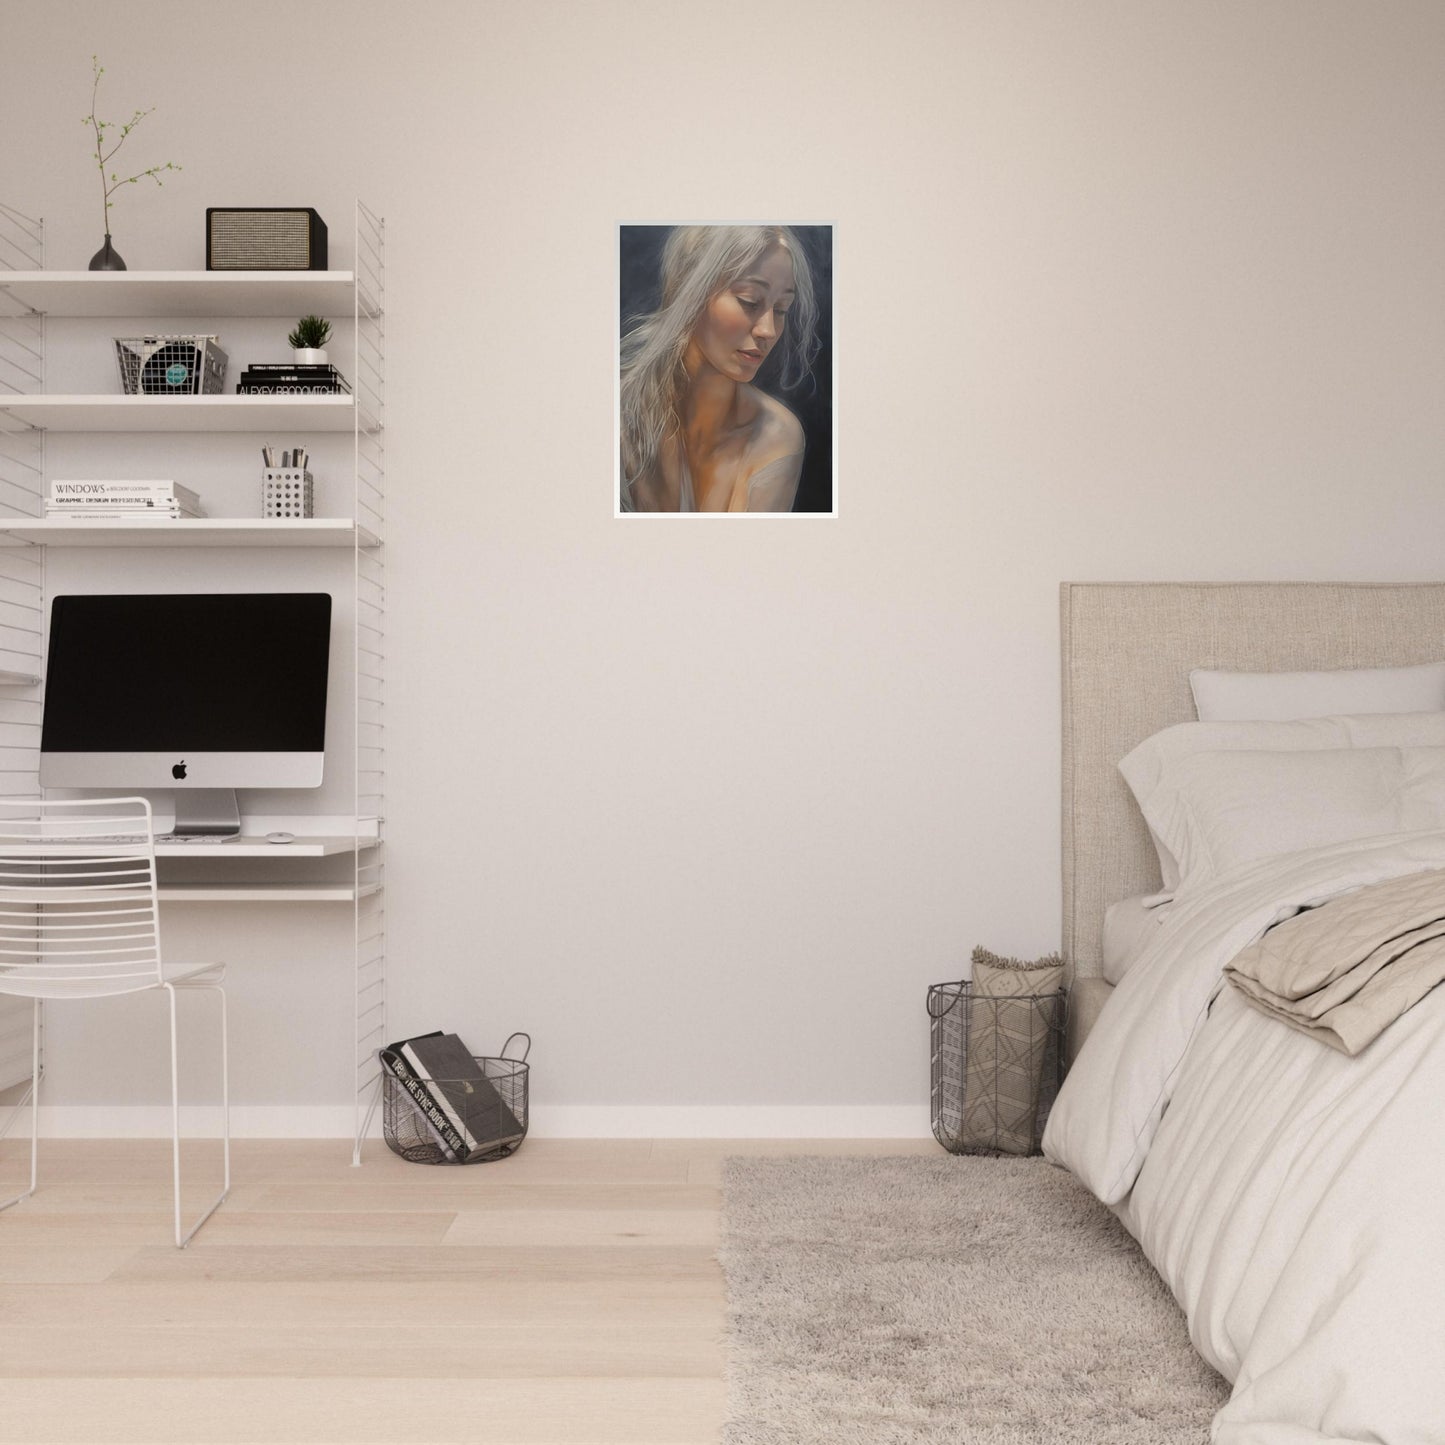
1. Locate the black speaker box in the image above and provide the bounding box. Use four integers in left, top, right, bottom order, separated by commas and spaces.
206, 208, 328, 270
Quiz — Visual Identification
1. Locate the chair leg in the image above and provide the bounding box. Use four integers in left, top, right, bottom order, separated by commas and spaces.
164, 981, 230, 1249
352, 1071, 385, 1167
0, 999, 40, 1214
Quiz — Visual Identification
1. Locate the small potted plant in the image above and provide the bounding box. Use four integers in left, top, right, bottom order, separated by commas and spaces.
287, 315, 331, 365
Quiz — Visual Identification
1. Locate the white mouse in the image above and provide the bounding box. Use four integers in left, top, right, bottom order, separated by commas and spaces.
266, 831, 295, 845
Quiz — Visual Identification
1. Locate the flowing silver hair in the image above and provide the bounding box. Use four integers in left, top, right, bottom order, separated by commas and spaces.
619, 226, 819, 509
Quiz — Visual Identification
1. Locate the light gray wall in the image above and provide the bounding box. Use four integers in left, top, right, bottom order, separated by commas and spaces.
4, 1, 1444, 1122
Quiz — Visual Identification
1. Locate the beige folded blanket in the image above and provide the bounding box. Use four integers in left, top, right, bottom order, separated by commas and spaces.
958, 947, 1065, 1155
1225, 866, 1445, 1054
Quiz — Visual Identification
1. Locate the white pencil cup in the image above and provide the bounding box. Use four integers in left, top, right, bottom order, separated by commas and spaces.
262, 468, 314, 519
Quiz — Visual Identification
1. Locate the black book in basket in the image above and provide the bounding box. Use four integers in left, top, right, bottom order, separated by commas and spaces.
378, 1033, 461, 1160
397, 1032, 525, 1162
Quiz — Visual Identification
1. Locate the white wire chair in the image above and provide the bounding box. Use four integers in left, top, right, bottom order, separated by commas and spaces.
0, 797, 229, 1247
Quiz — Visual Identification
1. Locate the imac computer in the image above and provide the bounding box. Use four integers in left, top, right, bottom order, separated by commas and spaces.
40, 592, 332, 837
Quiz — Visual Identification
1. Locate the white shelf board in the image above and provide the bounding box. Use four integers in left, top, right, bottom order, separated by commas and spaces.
5, 835, 363, 859
0, 394, 361, 433
0, 670, 39, 686
0, 517, 378, 548
0, 270, 361, 318
158, 883, 377, 903
157, 835, 362, 858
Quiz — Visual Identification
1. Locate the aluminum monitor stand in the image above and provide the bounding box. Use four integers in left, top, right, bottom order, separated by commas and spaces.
171, 788, 241, 838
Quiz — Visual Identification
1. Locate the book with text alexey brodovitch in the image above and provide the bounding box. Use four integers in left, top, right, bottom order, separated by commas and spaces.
380, 1031, 525, 1162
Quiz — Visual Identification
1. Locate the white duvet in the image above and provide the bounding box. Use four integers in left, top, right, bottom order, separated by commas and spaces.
1044, 830, 1445, 1445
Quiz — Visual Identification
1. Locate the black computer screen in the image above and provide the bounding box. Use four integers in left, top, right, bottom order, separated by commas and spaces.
41, 593, 332, 753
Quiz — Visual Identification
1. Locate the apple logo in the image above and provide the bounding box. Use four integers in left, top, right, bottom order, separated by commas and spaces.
172, 761, 187, 780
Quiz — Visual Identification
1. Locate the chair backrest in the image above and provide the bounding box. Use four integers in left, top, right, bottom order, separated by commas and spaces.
0, 797, 162, 999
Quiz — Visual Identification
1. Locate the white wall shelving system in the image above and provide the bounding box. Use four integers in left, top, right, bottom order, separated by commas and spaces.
0, 200, 387, 1161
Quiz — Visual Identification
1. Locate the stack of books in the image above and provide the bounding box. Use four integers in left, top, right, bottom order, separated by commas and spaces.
380, 1031, 526, 1162
236, 363, 351, 396
47, 480, 205, 519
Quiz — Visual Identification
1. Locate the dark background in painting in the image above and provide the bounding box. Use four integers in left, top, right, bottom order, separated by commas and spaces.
619, 225, 835, 514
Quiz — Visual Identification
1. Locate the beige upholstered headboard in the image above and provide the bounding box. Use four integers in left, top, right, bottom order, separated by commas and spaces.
1061, 581, 1445, 982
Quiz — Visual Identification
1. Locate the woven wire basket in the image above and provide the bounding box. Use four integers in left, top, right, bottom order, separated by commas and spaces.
382, 1033, 530, 1165
114, 334, 228, 395
928, 981, 1065, 1156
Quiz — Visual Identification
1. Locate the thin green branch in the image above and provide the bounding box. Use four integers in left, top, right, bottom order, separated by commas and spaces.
83, 56, 180, 234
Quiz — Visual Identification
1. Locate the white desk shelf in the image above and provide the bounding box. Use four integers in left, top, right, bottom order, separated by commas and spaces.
5, 835, 365, 859
0, 394, 364, 433
158, 883, 382, 903
0, 517, 379, 548
158, 834, 365, 858
0, 270, 371, 319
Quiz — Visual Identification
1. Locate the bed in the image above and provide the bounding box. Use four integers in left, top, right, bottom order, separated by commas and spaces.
1043, 581, 1445, 1445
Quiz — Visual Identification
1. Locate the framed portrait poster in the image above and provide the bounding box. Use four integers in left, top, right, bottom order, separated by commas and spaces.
616, 223, 835, 516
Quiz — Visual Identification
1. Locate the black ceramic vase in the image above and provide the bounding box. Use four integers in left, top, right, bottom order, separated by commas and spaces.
88, 234, 126, 271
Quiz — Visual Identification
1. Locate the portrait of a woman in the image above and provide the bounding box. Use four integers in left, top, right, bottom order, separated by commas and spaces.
618, 224, 833, 515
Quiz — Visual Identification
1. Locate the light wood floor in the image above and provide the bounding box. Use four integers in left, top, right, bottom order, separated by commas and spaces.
0, 1136, 937, 1444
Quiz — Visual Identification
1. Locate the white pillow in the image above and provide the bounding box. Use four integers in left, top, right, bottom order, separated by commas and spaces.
1102, 895, 1168, 984
1190, 661, 1445, 722
1140, 745, 1445, 900
1118, 712, 1445, 894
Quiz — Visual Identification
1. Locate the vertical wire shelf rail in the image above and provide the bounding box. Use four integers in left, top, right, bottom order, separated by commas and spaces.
351, 201, 386, 1163
0, 201, 46, 1102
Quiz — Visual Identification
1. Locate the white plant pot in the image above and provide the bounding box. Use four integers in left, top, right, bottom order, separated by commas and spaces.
294, 348, 328, 365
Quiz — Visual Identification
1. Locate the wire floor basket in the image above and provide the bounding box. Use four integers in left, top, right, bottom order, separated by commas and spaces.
382, 1033, 530, 1165
928, 981, 1065, 1156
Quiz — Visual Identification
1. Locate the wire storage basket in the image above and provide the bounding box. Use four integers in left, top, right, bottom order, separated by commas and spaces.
928, 981, 1065, 1156
382, 1033, 530, 1165
114, 334, 228, 395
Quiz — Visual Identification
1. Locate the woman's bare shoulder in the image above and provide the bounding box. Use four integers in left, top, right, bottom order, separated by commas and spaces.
743, 387, 805, 462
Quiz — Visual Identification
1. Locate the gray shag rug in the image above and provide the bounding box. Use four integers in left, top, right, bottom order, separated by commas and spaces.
719, 1155, 1230, 1444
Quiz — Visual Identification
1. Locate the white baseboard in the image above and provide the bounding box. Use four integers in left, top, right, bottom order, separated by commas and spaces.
28, 1105, 366, 1138
17, 1104, 932, 1140
530, 1106, 932, 1138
